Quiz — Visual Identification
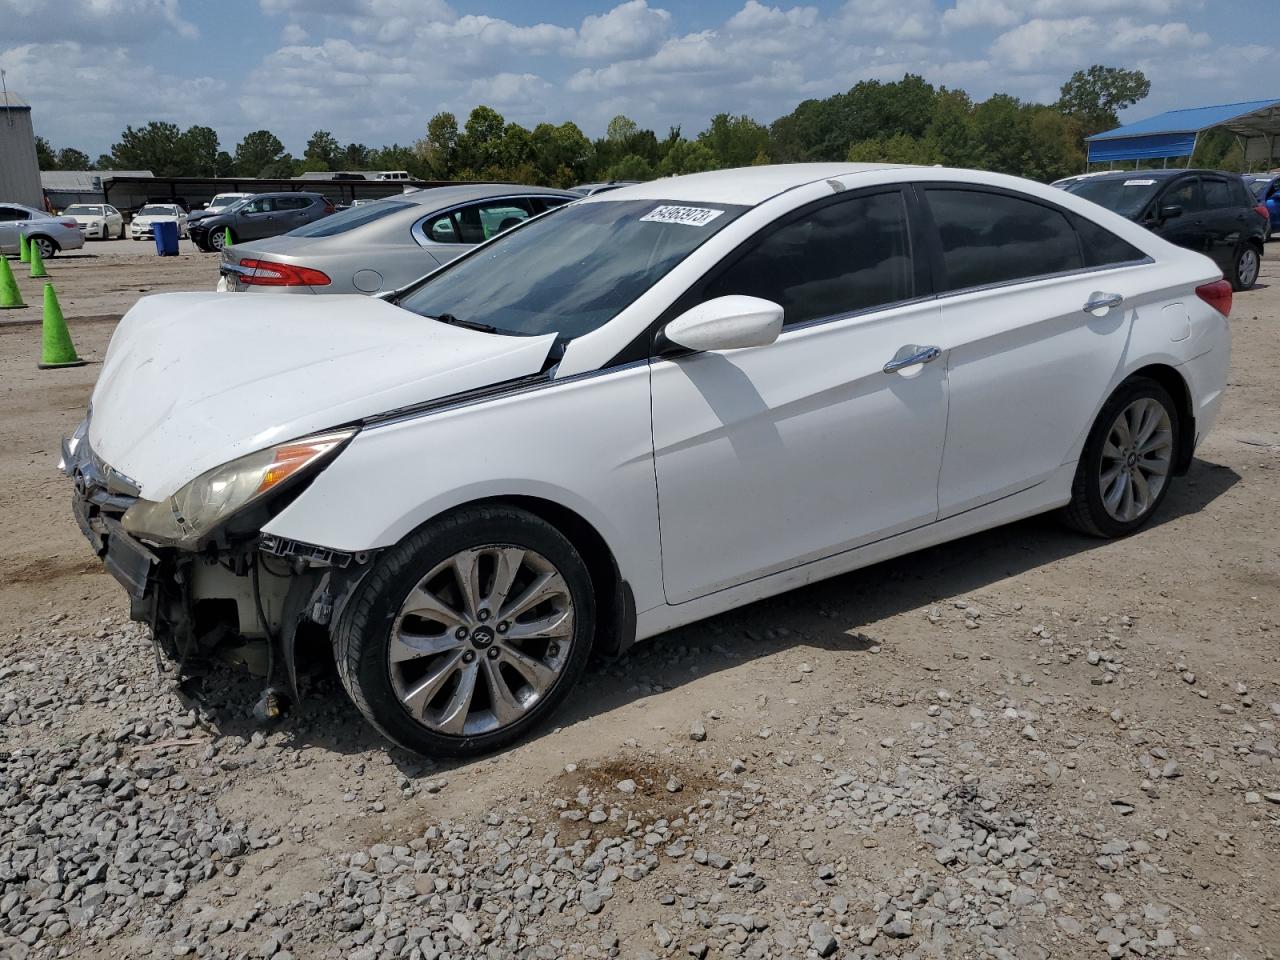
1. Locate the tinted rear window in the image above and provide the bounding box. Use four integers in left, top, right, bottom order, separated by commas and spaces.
926, 188, 1082, 291
288, 199, 415, 238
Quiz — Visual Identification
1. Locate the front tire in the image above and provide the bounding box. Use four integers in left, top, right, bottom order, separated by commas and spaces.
1063, 378, 1180, 538
334, 505, 595, 757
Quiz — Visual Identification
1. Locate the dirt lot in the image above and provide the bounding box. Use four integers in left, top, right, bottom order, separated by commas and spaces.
0, 249, 1277, 960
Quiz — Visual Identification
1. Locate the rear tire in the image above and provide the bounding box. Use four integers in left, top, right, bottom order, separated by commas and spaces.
1062, 377, 1180, 538
31, 237, 55, 260
334, 505, 595, 757
1229, 241, 1260, 291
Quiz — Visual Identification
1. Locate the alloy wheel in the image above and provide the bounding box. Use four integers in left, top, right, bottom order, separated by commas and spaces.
1099, 397, 1173, 523
1238, 247, 1259, 288
388, 545, 574, 737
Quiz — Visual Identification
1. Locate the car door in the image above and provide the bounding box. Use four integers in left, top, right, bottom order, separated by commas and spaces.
277, 196, 317, 231
237, 197, 278, 239
921, 184, 1150, 517
0, 205, 27, 254
1148, 176, 1210, 256
1199, 175, 1247, 273
649, 188, 948, 604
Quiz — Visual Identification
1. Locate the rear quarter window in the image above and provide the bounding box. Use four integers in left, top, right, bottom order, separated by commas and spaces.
1072, 215, 1148, 268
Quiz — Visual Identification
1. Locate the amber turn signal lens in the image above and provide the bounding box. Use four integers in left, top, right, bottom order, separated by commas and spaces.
255, 432, 351, 494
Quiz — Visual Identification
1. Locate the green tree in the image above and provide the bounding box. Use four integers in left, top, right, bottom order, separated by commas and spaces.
234, 129, 286, 177
56, 147, 92, 170
258, 154, 298, 179
458, 105, 506, 173
94, 154, 114, 170
304, 130, 341, 171
607, 154, 654, 181
111, 121, 187, 175
35, 136, 58, 169
529, 121, 593, 186
925, 88, 979, 168
697, 113, 769, 168
178, 125, 221, 177
422, 112, 460, 179
342, 142, 372, 169
1056, 65, 1151, 137
846, 133, 938, 164
658, 139, 716, 176
606, 115, 639, 144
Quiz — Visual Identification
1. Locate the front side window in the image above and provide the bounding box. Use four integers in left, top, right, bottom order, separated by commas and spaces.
398, 198, 748, 341
703, 190, 914, 327
1161, 178, 1203, 213
926, 188, 1082, 291
476, 202, 531, 239
243, 198, 274, 214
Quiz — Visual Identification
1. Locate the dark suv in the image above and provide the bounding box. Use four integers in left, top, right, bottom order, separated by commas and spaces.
1059, 169, 1265, 290
190, 192, 334, 252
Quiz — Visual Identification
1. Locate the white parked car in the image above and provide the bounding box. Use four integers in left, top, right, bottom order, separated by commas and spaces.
130, 203, 188, 240
63, 164, 1232, 757
63, 203, 124, 240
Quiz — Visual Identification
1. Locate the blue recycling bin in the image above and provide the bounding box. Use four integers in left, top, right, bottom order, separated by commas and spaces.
153, 220, 179, 256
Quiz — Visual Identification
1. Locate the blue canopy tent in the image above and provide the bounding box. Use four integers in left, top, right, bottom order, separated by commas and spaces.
1086, 98, 1280, 168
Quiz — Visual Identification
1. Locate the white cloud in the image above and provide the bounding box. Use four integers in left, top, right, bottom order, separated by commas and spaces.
280, 22, 309, 43
943, 0, 1022, 30
839, 0, 937, 41
0, 0, 197, 41
0, 41, 226, 150
467, 73, 553, 110
575, 1, 671, 59
990, 15, 1209, 71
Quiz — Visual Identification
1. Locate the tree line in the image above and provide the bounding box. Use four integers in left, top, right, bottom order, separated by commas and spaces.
34, 65, 1252, 186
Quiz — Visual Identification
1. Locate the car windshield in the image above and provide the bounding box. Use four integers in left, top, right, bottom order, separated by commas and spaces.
1063, 177, 1162, 217
209, 195, 245, 207
138, 205, 175, 217
64, 205, 103, 216
287, 198, 416, 238
1246, 178, 1271, 199
398, 198, 749, 341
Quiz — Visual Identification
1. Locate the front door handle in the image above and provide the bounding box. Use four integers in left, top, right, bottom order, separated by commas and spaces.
883, 344, 941, 373
1083, 292, 1124, 314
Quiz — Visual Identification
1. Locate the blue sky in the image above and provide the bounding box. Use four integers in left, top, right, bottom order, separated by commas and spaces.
0, 0, 1270, 158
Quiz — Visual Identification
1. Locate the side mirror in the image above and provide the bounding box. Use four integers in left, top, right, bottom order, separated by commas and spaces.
1158, 204, 1183, 220
663, 295, 784, 353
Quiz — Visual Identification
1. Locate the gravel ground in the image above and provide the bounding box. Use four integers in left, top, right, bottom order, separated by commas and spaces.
0, 251, 1278, 959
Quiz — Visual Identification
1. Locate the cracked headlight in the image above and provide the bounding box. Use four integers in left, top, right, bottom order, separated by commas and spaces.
122, 429, 355, 544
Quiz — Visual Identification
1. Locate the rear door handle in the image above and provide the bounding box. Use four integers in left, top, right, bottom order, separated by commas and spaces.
883, 344, 941, 373
1083, 292, 1124, 314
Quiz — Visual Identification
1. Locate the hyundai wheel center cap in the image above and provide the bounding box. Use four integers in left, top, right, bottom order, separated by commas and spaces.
471, 626, 495, 648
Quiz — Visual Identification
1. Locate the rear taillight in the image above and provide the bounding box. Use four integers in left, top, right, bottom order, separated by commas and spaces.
1256, 203, 1270, 222
237, 258, 331, 287
1195, 279, 1232, 318
59, 219, 77, 229
323, 200, 335, 213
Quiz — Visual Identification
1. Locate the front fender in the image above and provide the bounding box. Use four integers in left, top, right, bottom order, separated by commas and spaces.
262, 362, 665, 614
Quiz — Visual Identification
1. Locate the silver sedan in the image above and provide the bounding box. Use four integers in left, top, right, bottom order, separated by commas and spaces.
0, 203, 86, 258
218, 184, 578, 295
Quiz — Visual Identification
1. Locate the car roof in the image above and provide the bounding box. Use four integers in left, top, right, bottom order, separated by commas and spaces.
1070, 168, 1229, 183
579, 163, 910, 206
391, 183, 579, 207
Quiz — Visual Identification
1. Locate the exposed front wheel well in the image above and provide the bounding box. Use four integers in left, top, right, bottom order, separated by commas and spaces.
1124, 365, 1195, 475
423, 496, 634, 658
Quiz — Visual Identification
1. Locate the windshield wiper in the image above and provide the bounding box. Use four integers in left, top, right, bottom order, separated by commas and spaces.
432, 313, 497, 333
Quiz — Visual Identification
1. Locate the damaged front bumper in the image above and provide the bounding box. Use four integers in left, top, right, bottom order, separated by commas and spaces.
61, 428, 372, 703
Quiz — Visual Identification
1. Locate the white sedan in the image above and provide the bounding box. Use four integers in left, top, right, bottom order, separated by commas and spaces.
63, 164, 1231, 757
130, 203, 188, 240
62, 203, 124, 240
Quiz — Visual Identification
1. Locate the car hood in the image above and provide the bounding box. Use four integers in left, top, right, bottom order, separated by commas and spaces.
88, 292, 557, 500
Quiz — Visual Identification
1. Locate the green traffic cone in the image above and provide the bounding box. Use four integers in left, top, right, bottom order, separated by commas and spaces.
18, 232, 30, 263
29, 240, 48, 278
0, 254, 26, 309
223, 227, 233, 250
37, 283, 86, 369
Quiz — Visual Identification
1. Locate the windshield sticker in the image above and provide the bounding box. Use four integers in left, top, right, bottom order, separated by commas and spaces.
1123, 179, 1156, 186
640, 205, 725, 227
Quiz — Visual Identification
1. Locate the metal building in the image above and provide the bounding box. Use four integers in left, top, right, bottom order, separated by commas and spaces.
0, 90, 43, 208
1086, 98, 1280, 169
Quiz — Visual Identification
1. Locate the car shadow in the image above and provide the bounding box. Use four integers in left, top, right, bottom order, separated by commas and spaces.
181, 456, 1239, 777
